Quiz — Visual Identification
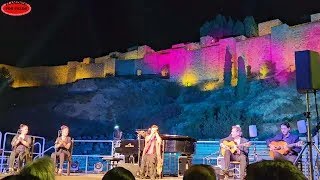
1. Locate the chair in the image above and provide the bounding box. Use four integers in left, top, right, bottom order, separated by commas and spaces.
216, 155, 242, 179
25, 137, 35, 163
230, 161, 241, 179
66, 138, 74, 175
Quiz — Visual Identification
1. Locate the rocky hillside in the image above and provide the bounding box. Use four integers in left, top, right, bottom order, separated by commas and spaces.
0, 75, 318, 141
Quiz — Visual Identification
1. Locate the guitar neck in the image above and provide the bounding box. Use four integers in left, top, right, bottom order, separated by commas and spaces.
287, 142, 301, 148
238, 142, 250, 147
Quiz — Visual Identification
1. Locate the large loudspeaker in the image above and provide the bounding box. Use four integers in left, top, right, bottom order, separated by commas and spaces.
295, 50, 320, 93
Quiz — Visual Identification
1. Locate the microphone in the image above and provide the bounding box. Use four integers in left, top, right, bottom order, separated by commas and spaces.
58, 130, 62, 137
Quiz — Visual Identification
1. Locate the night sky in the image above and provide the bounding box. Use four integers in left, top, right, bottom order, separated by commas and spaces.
1, 0, 320, 67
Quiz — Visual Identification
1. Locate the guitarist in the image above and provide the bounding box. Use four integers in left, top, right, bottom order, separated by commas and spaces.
220, 125, 249, 179
266, 122, 301, 163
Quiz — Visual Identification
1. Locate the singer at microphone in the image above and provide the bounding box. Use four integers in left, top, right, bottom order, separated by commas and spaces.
8, 124, 32, 173
138, 125, 162, 180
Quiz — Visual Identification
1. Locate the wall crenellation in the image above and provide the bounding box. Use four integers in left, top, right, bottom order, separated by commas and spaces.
1, 13, 320, 88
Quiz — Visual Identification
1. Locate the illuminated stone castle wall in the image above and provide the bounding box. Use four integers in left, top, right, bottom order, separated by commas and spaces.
0, 58, 115, 88
1, 13, 320, 88
141, 14, 320, 87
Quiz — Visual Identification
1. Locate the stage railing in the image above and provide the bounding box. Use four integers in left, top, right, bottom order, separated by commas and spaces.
199, 141, 270, 165
70, 140, 114, 173
0, 131, 2, 151
0, 132, 46, 172
38, 139, 114, 174
0, 136, 273, 174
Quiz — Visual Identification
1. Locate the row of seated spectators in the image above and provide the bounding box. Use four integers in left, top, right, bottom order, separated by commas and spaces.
2, 157, 307, 180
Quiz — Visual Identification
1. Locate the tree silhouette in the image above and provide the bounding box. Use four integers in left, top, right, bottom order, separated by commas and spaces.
244, 16, 258, 37
0, 67, 13, 90
200, 15, 258, 38
223, 47, 232, 86
233, 20, 245, 36
235, 56, 247, 98
225, 16, 234, 37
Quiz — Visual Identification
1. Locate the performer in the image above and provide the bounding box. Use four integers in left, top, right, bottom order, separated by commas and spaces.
51, 125, 72, 175
113, 125, 123, 140
220, 125, 249, 179
266, 122, 301, 163
139, 125, 162, 180
8, 124, 32, 173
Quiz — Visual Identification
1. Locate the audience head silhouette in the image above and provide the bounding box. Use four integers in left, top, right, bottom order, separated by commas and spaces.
246, 160, 306, 180
19, 156, 55, 180
2, 175, 40, 180
102, 167, 135, 180
183, 164, 216, 180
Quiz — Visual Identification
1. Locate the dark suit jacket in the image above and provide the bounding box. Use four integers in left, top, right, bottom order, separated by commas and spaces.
220, 136, 249, 156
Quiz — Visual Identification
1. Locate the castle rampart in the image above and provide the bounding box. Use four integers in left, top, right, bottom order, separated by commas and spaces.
1, 13, 320, 88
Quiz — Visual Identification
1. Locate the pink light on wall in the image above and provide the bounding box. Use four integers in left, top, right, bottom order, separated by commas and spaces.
141, 20, 320, 87
236, 35, 272, 73
303, 23, 320, 54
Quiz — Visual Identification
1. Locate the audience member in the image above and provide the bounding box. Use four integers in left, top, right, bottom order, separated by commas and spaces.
19, 156, 55, 180
246, 160, 306, 180
183, 164, 216, 180
102, 167, 135, 180
2, 174, 39, 180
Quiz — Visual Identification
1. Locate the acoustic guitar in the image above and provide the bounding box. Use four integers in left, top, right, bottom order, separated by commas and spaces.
269, 141, 304, 158
220, 140, 251, 156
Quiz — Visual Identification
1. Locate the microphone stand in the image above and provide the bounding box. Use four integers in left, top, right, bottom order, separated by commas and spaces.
138, 133, 141, 166
293, 93, 320, 180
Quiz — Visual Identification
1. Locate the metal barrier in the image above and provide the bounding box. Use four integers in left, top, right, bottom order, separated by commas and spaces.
0, 132, 46, 172
33, 142, 42, 159
38, 139, 114, 174
0, 136, 272, 174
72, 155, 112, 174
200, 141, 269, 165
0, 131, 2, 152
71, 140, 114, 173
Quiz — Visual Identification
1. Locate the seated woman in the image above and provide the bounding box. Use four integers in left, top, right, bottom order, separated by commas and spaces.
51, 125, 72, 175
9, 124, 32, 173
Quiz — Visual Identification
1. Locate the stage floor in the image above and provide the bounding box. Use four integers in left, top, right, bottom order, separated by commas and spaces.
0, 173, 183, 180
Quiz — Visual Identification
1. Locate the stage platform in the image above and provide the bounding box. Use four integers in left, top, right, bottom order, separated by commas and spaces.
0, 173, 183, 180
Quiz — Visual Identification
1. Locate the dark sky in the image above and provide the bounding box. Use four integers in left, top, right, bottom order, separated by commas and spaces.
1, 0, 320, 67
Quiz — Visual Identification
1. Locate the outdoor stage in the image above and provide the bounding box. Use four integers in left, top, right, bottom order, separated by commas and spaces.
0, 173, 183, 180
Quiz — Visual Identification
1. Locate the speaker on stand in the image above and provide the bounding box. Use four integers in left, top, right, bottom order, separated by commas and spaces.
294, 50, 320, 180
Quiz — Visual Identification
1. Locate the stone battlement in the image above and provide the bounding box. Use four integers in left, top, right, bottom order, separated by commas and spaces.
1, 13, 320, 88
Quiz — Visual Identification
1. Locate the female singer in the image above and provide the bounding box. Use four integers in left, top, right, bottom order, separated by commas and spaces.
51, 125, 72, 175
9, 124, 32, 172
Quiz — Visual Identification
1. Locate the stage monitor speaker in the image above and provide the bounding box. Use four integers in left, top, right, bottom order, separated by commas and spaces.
295, 50, 320, 93
117, 162, 139, 177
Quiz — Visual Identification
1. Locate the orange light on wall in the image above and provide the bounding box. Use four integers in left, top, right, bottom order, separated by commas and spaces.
259, 64, 269, 79
161, 66, 169, 77
181, 71, 198, 87
201, 81, 219, 91
231, 78, 238, 87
